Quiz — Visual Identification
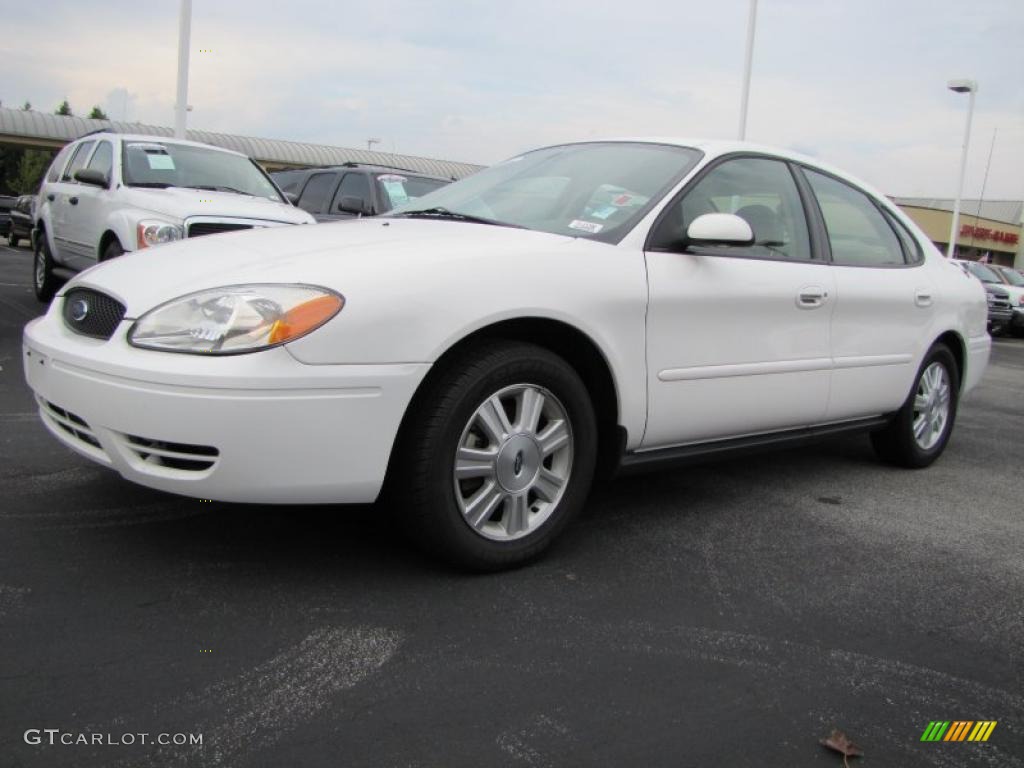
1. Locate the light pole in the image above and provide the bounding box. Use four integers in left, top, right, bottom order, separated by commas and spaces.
738, 0, 758, 140
174, 0, 193, 139
367, 138, 381, 152
945, 79, 978, 259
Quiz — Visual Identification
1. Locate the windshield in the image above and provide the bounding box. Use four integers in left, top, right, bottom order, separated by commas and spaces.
997, 267, 1024, 286
965, 261, 1001, 284
387, 142, 702, 242
376, 173, 448, 210
121, 141, 284, 201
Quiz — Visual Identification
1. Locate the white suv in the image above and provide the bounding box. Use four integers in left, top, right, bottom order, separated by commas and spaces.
32, 132, 314, 301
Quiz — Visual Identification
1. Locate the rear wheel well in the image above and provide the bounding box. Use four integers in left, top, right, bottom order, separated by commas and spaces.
935, 331, 965, 391
387, 318, 622, 489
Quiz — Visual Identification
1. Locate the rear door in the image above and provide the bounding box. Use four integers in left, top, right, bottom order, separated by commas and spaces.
799, 167, 934, 421
642, 155, 835, 448
295, 172, 341, 222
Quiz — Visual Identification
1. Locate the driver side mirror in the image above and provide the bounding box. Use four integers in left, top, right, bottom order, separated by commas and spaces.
686, 213, 754, 247
337, 196, 372, 216
73, 168, 110, 188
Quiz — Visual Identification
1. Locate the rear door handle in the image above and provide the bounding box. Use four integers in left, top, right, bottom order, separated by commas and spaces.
69, 196, 79, 206
797, 285, 828, 309
915, 290, 933, 308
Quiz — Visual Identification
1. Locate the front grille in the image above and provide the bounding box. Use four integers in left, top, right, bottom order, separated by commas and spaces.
123, 435, 219, 472
187, 222, 253, 238
62, 288, 126, 340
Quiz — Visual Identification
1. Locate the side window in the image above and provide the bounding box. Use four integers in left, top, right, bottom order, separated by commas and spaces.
650, 157, 813, 261
62, 141, 96, 182
47, 144, 76, 183
804, 170, 905, 267
86, 141, 114, 179
883, 210, 923, 265
296, 172, 338, 214
331, 173, 372, 213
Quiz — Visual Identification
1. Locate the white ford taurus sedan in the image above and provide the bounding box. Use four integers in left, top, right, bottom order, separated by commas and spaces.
23, 139, 990, 569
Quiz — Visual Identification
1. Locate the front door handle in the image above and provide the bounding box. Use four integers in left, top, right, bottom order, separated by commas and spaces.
797, 285, 828, 309
68, 196, 79, 206
915, 290, 933, 308
46, 194, 55, 202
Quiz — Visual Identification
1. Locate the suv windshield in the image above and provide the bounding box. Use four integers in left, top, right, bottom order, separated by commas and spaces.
997, 267, 1024, 286
387, 142, 701, 242
121, 142, 283, 201
965, 261, 1002, 284
376, 173, 448, 210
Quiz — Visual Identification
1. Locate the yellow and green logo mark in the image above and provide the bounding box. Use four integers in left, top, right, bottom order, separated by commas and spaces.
920, 721, 997, 742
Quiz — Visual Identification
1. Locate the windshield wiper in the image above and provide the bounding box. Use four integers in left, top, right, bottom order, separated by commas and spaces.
185, 185, 254, 196
397, 207, 523, 228
128, 182, 177, 189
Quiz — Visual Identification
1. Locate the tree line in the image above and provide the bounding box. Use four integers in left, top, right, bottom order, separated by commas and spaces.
0, 100, 111, 196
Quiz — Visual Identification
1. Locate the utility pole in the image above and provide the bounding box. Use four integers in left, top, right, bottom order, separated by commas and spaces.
738, 0, 758, 140
174, 0, 193, 139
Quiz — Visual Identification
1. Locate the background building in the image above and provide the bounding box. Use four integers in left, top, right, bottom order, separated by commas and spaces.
893, 197, 1023, 268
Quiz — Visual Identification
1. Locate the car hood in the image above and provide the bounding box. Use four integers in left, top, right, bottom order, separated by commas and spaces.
66, 218, 578, 316
119, 186, 314, 224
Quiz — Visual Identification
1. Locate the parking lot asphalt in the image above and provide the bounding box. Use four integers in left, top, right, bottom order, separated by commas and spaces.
0, 241, 1022, 767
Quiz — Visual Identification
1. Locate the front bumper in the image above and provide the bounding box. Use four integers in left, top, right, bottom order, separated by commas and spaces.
23, 316, 429, 503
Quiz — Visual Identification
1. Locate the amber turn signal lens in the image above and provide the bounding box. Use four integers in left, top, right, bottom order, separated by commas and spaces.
268, 294, 344, 344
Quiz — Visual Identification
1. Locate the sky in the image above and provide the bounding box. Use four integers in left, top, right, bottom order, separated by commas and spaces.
1, 0, 1022, 199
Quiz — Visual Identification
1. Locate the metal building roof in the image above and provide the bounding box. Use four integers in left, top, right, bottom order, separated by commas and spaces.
0, 106, 484, 180
892, 197, 1023, 226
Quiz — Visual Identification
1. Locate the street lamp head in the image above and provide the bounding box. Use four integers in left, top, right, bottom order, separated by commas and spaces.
947, 79, 978, 94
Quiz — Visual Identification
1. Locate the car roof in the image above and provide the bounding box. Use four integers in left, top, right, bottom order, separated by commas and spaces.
274, 163, 449, 181
72, 131, 247, 158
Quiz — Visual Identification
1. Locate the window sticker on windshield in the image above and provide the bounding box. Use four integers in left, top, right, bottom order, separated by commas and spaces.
590, 205, 617, 220
612, 193, 633, 206
569, 219, 603, 234
147, 154, 175, 170
378, 174, 407, 183
382, 181, 408, 205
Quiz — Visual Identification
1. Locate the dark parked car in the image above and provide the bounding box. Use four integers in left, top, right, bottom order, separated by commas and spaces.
984, 284, 1014, 336
0, 195, 14, 238
272, 162, 451, 222
7, 194, 35, 247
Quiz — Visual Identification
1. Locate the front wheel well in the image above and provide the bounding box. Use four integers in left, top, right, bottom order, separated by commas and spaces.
98, 231, 123, 261
387, 318, 623, 489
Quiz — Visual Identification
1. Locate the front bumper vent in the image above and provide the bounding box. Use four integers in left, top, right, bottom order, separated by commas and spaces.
39, 399, 106, 454
62, 288, 126, 340
124, 435, 219, 472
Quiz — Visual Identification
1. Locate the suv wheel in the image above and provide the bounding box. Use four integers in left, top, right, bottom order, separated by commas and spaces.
101, 239, 124, 261
392, 341, 597, 570
8, 231, 18, 248
871, 343, 959, 468
33, 236, 60, 303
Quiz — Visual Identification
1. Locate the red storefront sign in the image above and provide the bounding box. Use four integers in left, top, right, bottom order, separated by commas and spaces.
960, 224, 1020, 245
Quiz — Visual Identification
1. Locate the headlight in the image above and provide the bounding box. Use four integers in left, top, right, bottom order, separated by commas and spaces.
136, 219, 183, 249
128, 284, 344, 354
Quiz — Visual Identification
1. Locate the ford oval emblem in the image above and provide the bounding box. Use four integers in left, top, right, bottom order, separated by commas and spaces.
70, 298, 90, 322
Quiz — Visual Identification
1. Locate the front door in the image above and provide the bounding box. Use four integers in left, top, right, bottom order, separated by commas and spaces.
63, 140, 115, 267
642, 156, 835, 448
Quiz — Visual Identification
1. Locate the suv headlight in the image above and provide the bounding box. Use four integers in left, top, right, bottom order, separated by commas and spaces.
136, 219, 183, 249
128, 284, 344, 354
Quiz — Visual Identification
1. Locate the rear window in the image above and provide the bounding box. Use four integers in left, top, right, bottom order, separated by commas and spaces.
47, 144, 76, 183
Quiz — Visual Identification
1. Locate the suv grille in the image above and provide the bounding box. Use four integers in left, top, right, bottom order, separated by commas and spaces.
187, 222, 253, 238
62, 288, 126, 340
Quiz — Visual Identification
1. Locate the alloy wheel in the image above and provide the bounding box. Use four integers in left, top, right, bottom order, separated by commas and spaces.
912, 362, 951, 451
453, 383, 573, 541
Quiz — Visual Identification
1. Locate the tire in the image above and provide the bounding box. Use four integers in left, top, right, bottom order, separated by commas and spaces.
33, 235, 60, 303
870, 343, 960, 468
101, 239, 124, 261
390, 341, 598, 571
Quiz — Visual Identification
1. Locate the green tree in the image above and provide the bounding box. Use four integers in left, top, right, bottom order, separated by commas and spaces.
88, 105, 108, 120
11, 149, 53, 195
22, 101, 31, 110
55, 100, 73, 116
